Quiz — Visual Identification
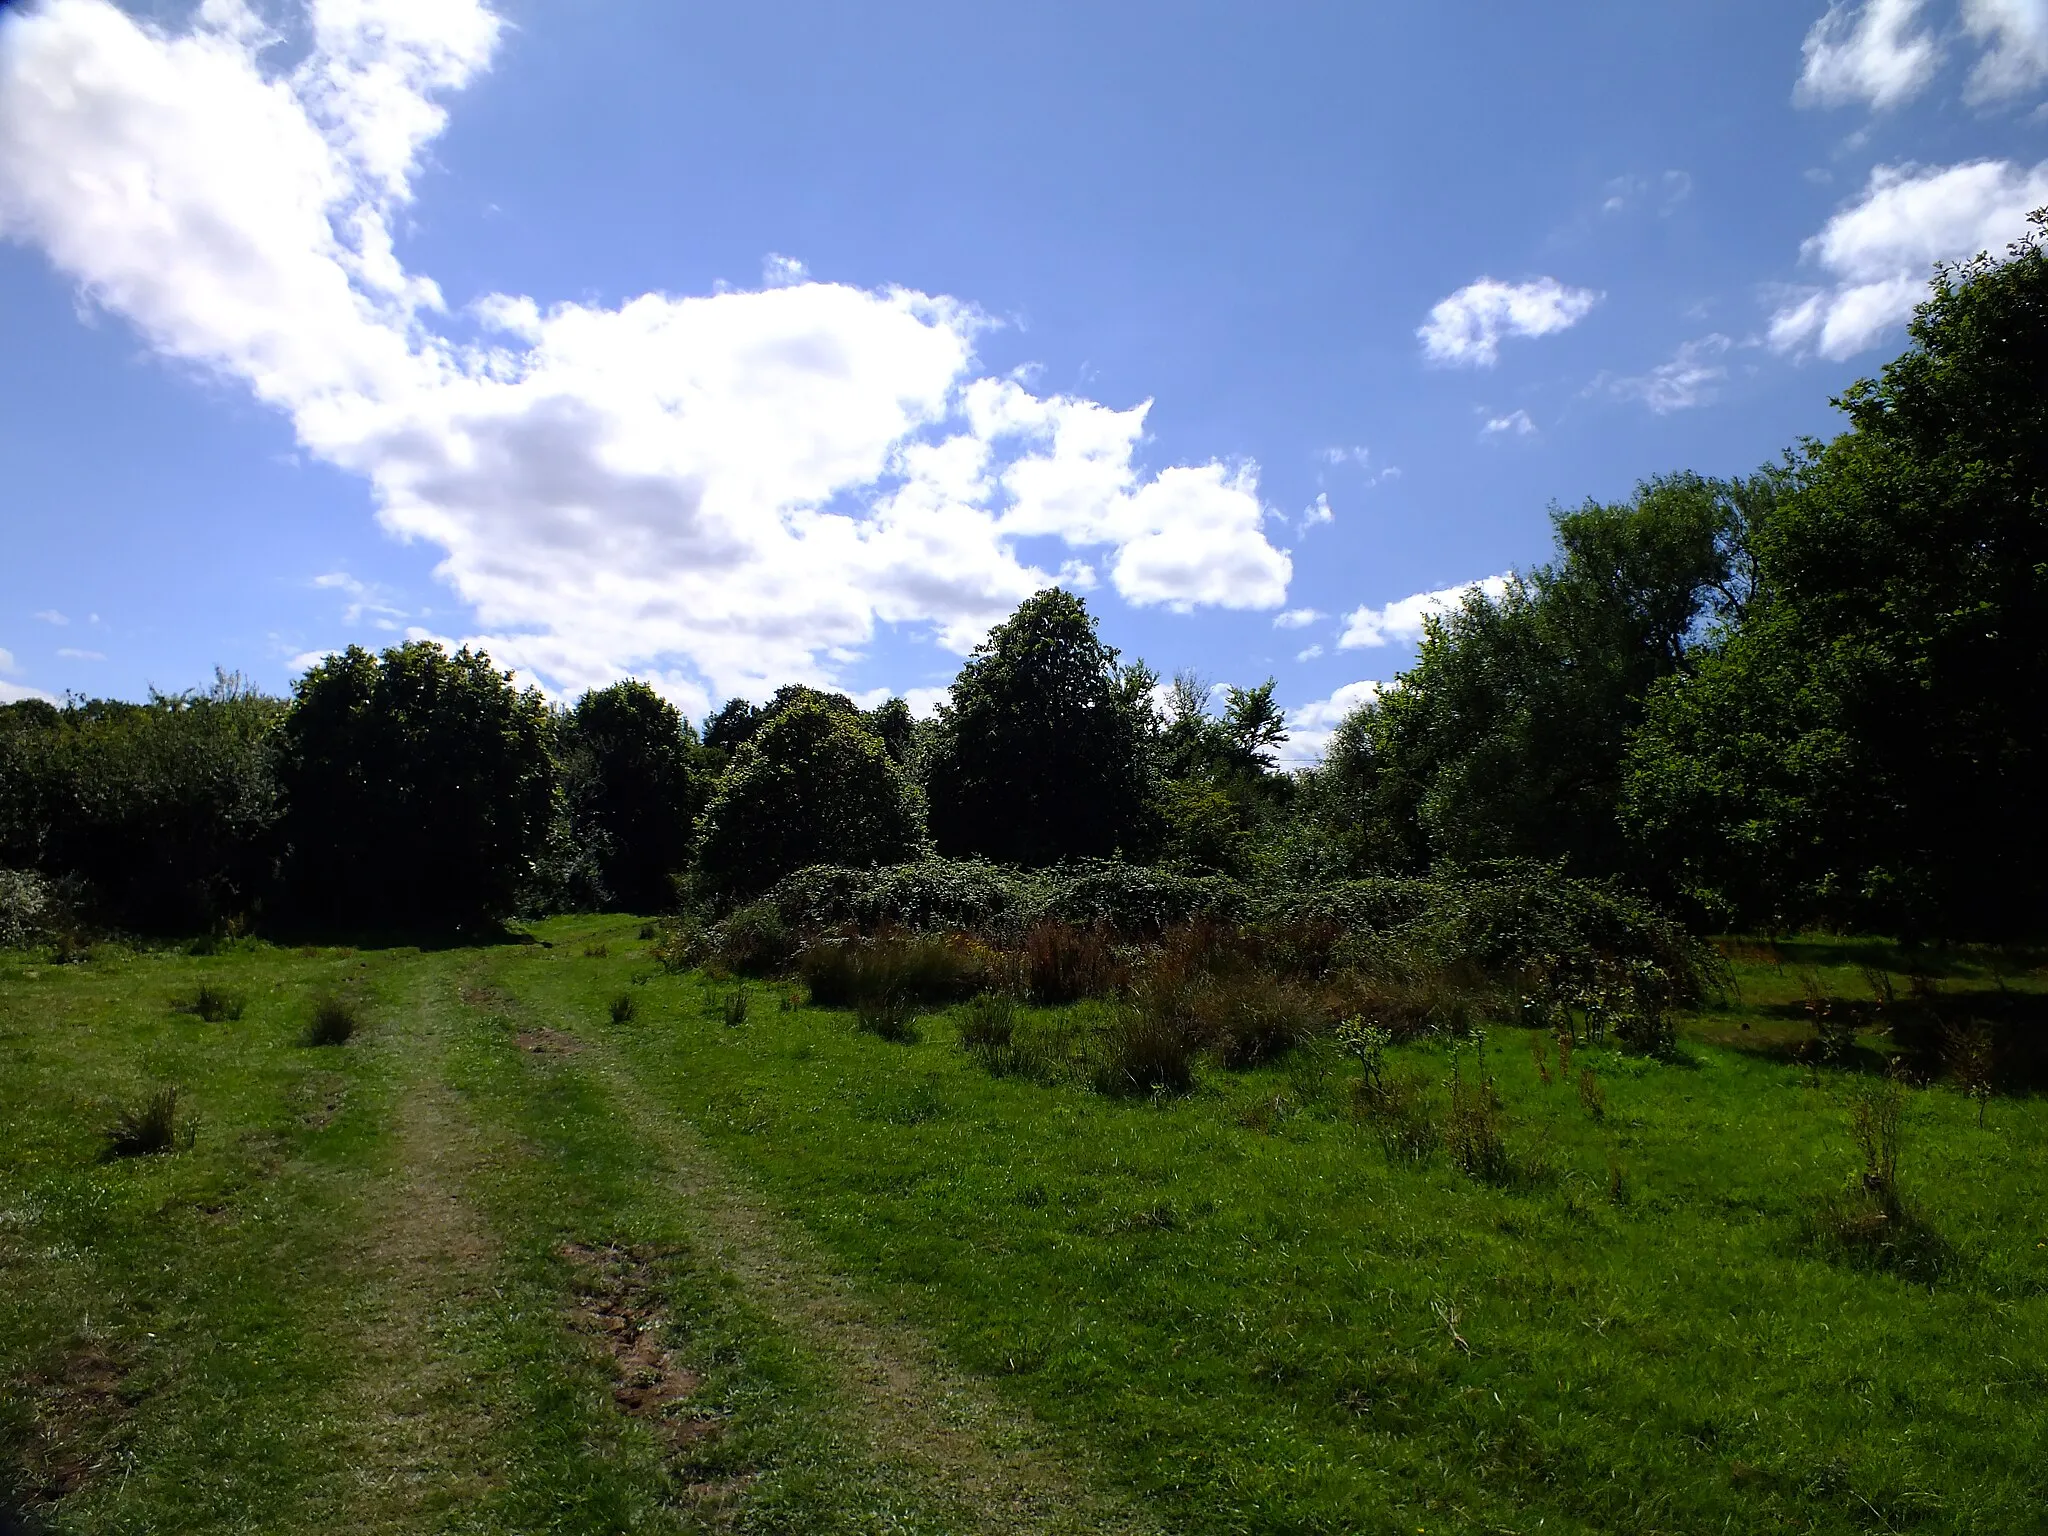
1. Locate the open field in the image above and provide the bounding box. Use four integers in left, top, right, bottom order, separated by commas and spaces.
3, 920, 2045, 1534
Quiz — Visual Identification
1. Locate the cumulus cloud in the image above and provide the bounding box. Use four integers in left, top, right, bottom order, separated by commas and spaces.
1418, 277, 1600, 368
1339, 574, 1513, 649
1796, 0, 1942, 109
1279, 680, 1384, 768
1482, 409, 1536, 437
1962, 0, 2048, 102
0, 0, 1292, 701
1272, 608, 1321, 629
1607, 334, 1734, 413
0, 647, 58, 704
1769, 159, 2048, 357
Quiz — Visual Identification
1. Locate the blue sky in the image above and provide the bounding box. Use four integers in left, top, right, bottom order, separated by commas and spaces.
3, 0, 2046, 757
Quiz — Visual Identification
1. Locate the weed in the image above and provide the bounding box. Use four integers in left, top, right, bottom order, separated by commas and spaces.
1578, 1067, 1606, 1119
1446, 1040, 1512, 1184
181, 984, 244, 1023
716, 902, 794, 977
650, 918, 710, 975
1335, 1017, 1392, 1095
583, 943, 610, 959
854, 991, 919, 1044
1944, 1020, 1996, 1125
1355, 1067, 1440, 1163
720, 986, 751, 1029
1556, 1028, 1574, 1079
637, 923, 657, 941
1205, 975, 1319, 1069
608, 991, 638, 1025
303, 996, 359, 1047
1092, 1004, 1199, 1097
1607, 1153, 1630, 1206
958, 992, 1018, 1072
801, 934, 985, 1009
1849, 1075, 1906, 1204
1860, 964, 1896, 1012
1801, 969, 1856, 1064
778, 987, 804, 1013
105, 1087, 188, 1159
1024, 921, 1122, 1005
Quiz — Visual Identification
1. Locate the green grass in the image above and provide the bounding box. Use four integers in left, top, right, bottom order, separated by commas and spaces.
4, 922, 2046, 1534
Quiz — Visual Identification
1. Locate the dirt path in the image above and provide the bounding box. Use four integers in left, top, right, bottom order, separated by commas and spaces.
565, 1027, 1164, 1536
324, 980, 510, 1533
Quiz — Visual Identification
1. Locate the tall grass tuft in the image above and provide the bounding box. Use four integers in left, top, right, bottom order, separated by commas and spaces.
304, 996, 359, 1047
958, 992, 1017, 1071
1025, 921, 1122, 1005
183, 984, 245, 1023
720, 986, 751, 1029
1446, 1040, 1513, 1184
1092, 1005, 1199, 1097
855, 990, 920, 1043
609, 991, 638, 1025
800, 934, 986, 1009
105, 1087, 187, 1159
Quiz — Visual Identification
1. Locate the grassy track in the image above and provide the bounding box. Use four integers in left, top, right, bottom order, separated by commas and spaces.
4, 922, 2047, 1534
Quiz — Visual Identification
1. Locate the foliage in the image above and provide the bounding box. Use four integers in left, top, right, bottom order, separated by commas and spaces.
1626, 213, 2048, 936
0, 677, 283, 933
709, 901, 794, 977
695, 698, 923, 900
798, 933, 989, 1008
304, 996, 360, 1047
1310, 473, 1755, 881
277, 642, 554, 933
557, 681, 716, 912
923, 589, 1156, 865
0, 867, 54, 949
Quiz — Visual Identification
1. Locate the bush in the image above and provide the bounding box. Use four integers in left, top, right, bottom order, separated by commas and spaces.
0, 867, 53, 949
1200, 975, 1320, 1069
304, 996, 359, 1046
713, 902, 793, 977
105, 1087, 187, 1159
278, 643, 554, 933
1024, 921, 1122, 1004
0, 680, 283, 934
771, 858, 1048, 936
799, 934, 987, 1009
696, 700, 923, 900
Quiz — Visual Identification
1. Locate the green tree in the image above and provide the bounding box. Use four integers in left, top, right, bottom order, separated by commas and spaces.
922, 590, 1156, 866
1321, 472, 1751, 877
1626, 213, 2048, 934
559, 680, 714, 911
695, 697, 923, 898
277, 642, 554, 932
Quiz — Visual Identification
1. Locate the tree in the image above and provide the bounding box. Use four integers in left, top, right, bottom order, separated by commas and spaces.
1321, 473, 1752, 878
559, 680, 714, 911
277, 642, 554, 932
695, 697, 923, 898
1626, 213, 2048, 935
922, 590, 1156, 866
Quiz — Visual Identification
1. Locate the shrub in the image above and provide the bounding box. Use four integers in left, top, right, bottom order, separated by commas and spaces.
609, 992, 638, 1025
557, 680, 714, 912
799, 934, 987, 1009
772, 858, 1047, 936
1200, 976, 1320, 1068
1025, 921, 1122, 1004
650, 917, 710, 975
105, 1087, 187, 1159
182, 984, 244, 1023
304, 996, 359, 1046
0, 867, 53, 949
696, 700, 923, 900
714, 902, 793, 977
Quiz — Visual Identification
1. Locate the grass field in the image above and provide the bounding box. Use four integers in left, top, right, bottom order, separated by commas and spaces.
3, 919, 2045, 1534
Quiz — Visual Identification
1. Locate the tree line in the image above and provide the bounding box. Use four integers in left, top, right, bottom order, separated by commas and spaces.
3, 212, 2042, 941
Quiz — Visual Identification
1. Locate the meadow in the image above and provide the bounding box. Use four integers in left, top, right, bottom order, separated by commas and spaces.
2, 921, 2044, 1535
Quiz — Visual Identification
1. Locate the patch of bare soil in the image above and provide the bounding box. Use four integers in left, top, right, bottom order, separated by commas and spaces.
514, 1029, 583, 1056
558, 1243, 716, 1449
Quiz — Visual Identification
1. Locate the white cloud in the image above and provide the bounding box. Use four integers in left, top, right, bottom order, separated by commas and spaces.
1294, 644, 1323, 662
903, 685, 949, 720
56, 647, 105, 661
1482, 409, 1536, 437
1418, 277, 1601, 368
1796, 0, 1942, 110
33, 610, 67, 625
1962, 0, 2048, 102
0, 648, 58, 704
1602, 170, 1693, 216
314, 570, 407, 627
0, 0, 1292, 702
1273, 608, 1322, 629
1769, 159, 2048, 357
1298, 491, 1333, 534
1607, 334, 1734, 413
1280, 680, 1384, 768
1339, 574, 1512, 649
